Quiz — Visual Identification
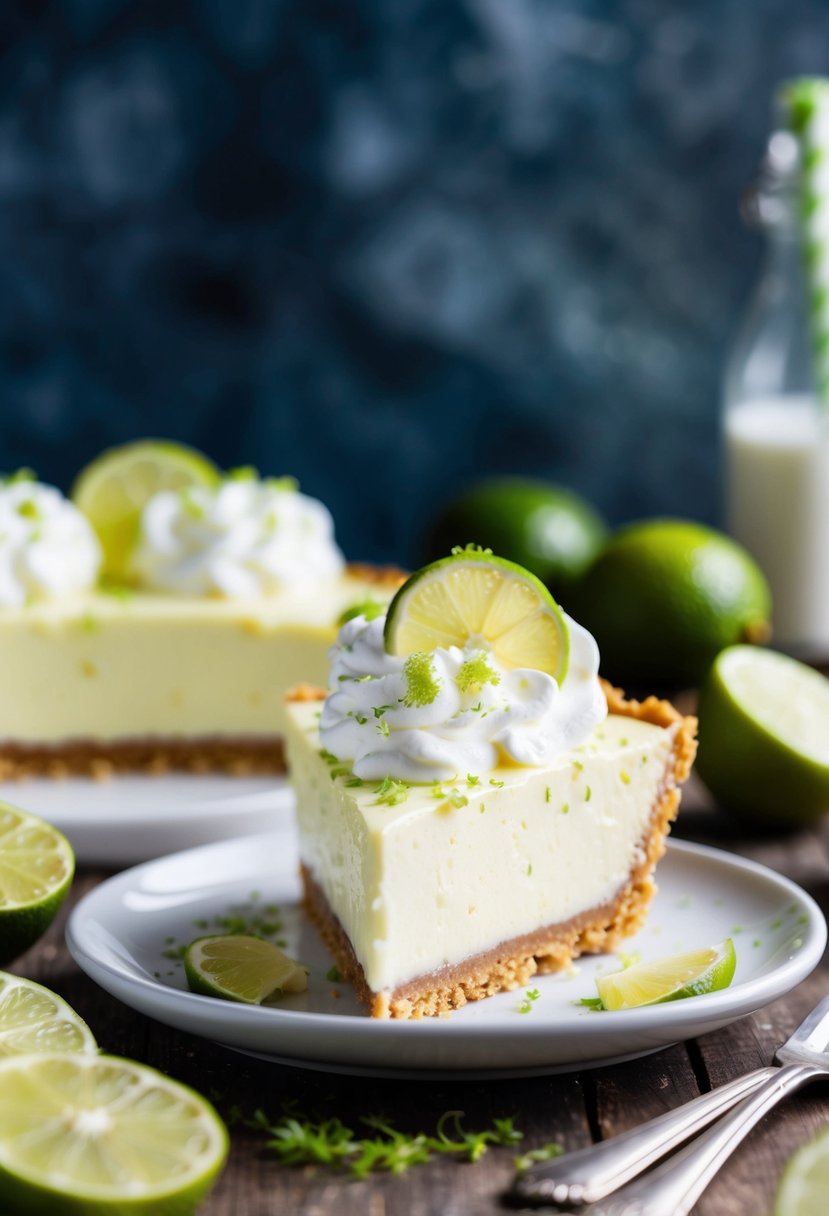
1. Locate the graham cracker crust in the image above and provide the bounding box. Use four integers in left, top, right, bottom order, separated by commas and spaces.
345, 563, 407, 590
301, 682, 697, 1019
0, 736, 286, 781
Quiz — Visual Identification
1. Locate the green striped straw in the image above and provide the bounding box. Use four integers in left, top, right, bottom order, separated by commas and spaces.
778, 77, 829, 406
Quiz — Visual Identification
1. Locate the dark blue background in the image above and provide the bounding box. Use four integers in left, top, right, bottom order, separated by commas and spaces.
0, 1, 826, 563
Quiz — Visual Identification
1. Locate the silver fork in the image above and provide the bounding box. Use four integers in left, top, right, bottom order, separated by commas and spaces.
511, 995, 829, 1211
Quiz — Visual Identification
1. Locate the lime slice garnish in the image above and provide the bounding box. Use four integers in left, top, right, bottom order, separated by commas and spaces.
596, 939, 736, 1011
775, 1126, 829, 1216
0, 803, 74, 966
0, 1053, 227, 1214
184, 934, 308, 1004
71, 440, 220, 581
0, 973, 96, 1057
696, 646, 829, 826
384, 547, 570, 681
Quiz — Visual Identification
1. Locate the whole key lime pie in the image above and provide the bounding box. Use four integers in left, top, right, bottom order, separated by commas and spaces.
0, 445, 402, 778
283, 547, 697, 1019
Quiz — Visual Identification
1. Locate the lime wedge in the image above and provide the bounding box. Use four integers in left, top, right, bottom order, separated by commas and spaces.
0, 1053, 227, 1214
775, 1126, 829, 1216
0, 973, 96, 1057
0, 803, 74, 965
71, 440, 220, 581
596, 940, 736, 1010
184, 934, 308, 1004
384, 548, 569, 681
696, 646, 829, 826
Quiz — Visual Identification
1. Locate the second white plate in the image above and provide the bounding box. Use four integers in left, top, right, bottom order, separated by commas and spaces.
66, 833, 826, 1078
0, 775, 294, 865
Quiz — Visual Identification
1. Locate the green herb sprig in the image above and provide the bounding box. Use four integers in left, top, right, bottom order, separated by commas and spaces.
248, 1106, 527, 1177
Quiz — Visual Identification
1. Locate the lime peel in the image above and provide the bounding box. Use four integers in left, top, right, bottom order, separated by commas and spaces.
596, 939, 736, 1011
71, 439, 220, 581
184, 934, 308, 1005
696, 646, 829, 825
0, 972, 96, 1058
0, 802, 74, 966
0, 1053, 227, 1213
384, 547, 570, 683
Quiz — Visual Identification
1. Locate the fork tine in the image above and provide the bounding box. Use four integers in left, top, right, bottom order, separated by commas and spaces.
780, 995, 829, 1057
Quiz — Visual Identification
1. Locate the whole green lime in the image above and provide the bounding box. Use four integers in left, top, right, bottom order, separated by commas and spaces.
423, 478, 606, 597
696, 645, 829, 826
569, 519, 771, 689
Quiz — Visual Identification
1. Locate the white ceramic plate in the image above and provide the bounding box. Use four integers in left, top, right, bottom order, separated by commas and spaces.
0, 775, 294, 865
67, 833, 826, 1079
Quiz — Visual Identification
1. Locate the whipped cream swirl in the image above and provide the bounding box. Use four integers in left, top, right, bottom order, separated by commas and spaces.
131, 478, 344, 597
0, 479, 102, 608
319, 613, 607, 782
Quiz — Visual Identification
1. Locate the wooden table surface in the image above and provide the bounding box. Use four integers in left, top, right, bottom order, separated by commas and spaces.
14, 774, 829, 1216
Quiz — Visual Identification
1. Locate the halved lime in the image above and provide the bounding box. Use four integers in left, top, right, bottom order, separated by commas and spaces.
596, 940, 736, 1010
0, 1053, 227, 1214
696, 646, 829, 826
0, 973, 96, 1058
71, 440, 221, 581
184, 934, 308, 1005
775, 1126, 829, 1216
0, 802, 74, 966
384, 548, 569, 681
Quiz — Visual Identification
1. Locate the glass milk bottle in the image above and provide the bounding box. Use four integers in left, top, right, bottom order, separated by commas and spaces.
724, 129, 829, 656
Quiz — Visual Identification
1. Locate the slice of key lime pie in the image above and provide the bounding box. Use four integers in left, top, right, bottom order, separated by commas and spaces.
0, 446, 401, 777
283, 547, 697, 1019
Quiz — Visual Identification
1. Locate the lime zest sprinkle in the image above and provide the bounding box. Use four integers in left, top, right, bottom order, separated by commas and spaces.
489, 778, 505, 788
326, 966, 342, 983
447, 789, 468, 809
16, 498, 41, 521
376, 719, 391, 738
402, 652, 441, 708
527, 863, 532, 876
466, 774, 480, 787
319, 748, 339, 765
264, 475, 299, 493
456, 653, 501, 695
450, 543, 493, 556
575, 996, 604, 1012
517, 988, 540, 1014
561, 803, 570, 814
337, 599, 385, 627
373, 704, 394, 718
585, 785, 592, 802
227, 465, 259, 482
374, 777, 410, 806
544, 787, 551, 803
179, 486, 206, 519
620, 770, 631, 785
1, 468, 36, 485
345, 777, 364, 788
